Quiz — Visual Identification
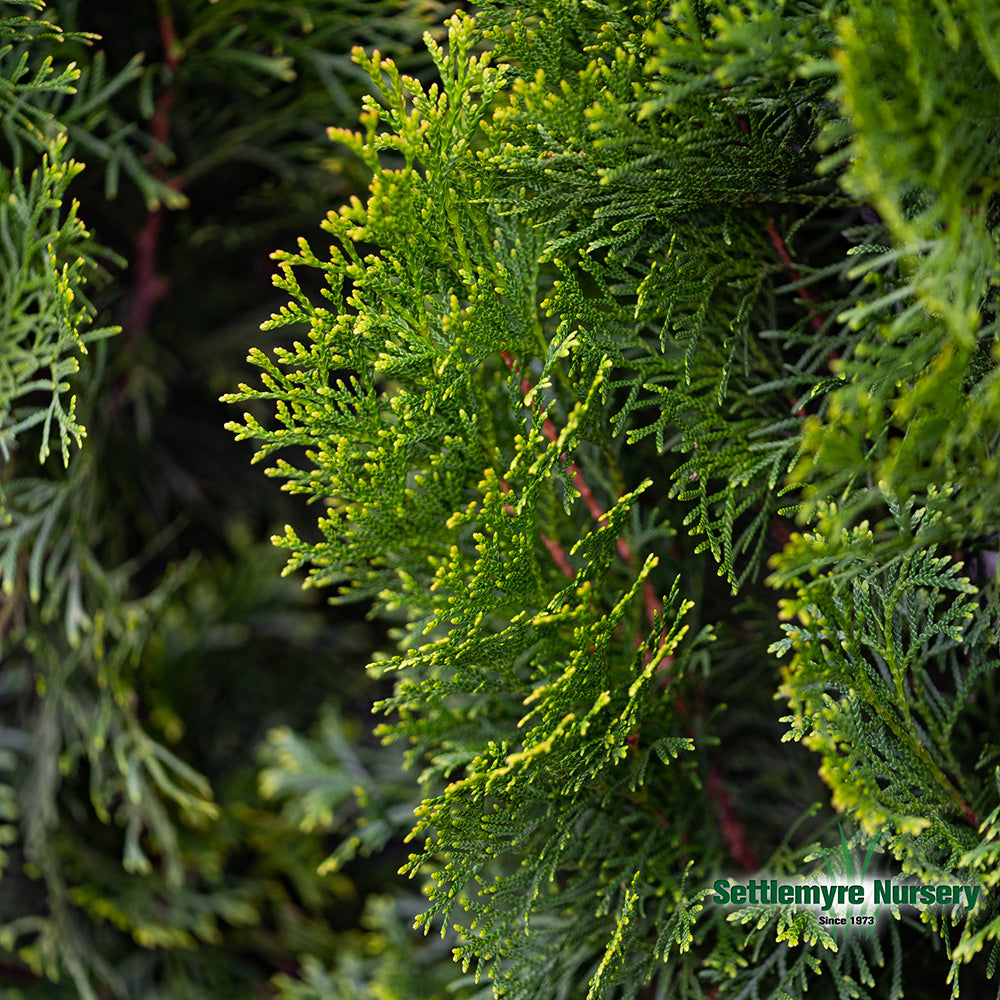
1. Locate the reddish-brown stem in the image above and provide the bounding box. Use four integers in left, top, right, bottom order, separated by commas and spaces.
500, 351, 663, 630
500, 352, 763, 867
500, 478, 575, 580
129, 206, 170, 336
127, 11, 184, 339
541, 534, 575, 579
766, 217, 828, 333
708, 768, 758, 871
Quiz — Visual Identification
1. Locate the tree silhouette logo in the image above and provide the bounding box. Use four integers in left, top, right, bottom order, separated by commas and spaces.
818, 823, 882, 941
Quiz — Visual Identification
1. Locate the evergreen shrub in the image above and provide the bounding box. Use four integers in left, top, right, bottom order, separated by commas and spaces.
230, 1, 1000, 997
0, 0, 457, 995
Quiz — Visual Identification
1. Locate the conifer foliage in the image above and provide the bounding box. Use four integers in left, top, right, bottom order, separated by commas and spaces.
230, 1, 1000, 997
1, 0, 456, 996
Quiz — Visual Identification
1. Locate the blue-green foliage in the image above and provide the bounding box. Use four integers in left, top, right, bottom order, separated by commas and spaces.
230, 1, 1000, 998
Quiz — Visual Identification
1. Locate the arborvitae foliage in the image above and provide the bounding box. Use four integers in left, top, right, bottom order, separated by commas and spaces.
229, 2, 1000, 998
1, 1, 460, 996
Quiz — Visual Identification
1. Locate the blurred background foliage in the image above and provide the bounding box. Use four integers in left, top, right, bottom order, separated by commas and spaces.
0, 1, 469, 996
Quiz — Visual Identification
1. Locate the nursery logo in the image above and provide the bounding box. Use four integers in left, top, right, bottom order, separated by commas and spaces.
711, 826, 982, 940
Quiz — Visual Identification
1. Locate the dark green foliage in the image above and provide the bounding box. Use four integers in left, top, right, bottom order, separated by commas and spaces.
1, 1, 461, 996
229, 1, 1000, 998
